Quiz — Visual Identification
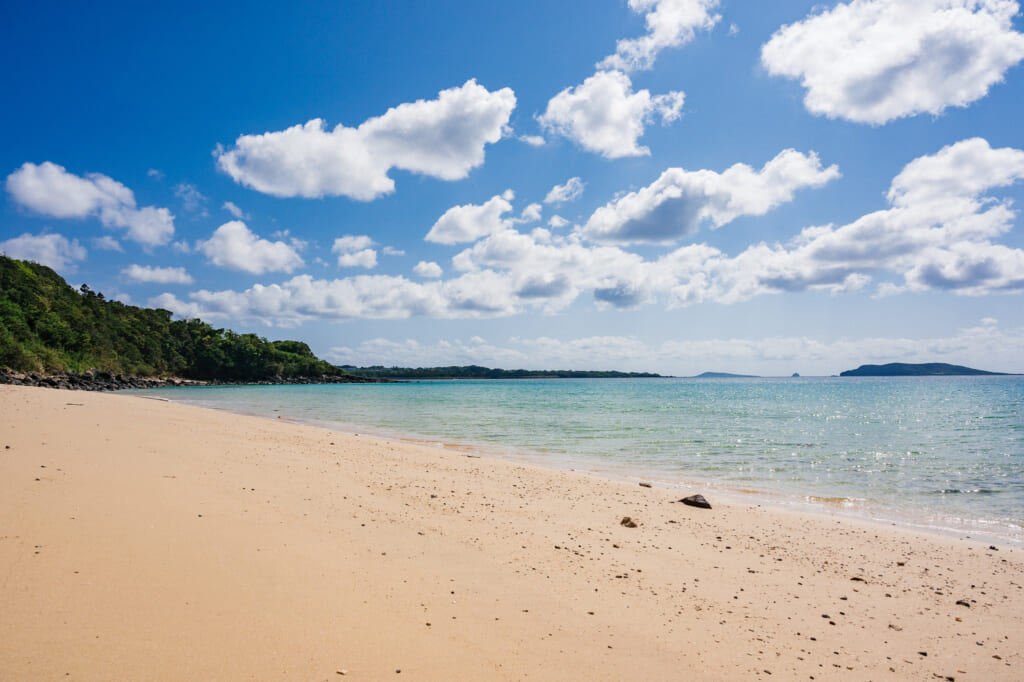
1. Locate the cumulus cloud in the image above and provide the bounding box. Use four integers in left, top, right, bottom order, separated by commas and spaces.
5, 162, 175, 246
0, 232, 86, 271
198, 221, 304, 274
216, 79, 516, 200
582, 149, 840, 243
332, 235, 378, 269
519, 203, 543, 223
92, 235, 123, 252
548, 215, 570, 229
425, 190, 516, 244
222, 201, 246, 219
519, 134, 546, 146
599, 0, 721, 72
414, 260, 444, 278
761, 0, 1024, 124
122, 264, 194, 284
538, 70, 684, 158
153, 139, 1024, 325
544, 177, 585, 205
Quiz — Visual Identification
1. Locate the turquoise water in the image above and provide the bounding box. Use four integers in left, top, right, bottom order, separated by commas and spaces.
134, 376, 1024, 544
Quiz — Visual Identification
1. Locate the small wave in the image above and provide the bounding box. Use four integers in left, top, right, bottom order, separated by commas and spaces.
927, 488, 999, 495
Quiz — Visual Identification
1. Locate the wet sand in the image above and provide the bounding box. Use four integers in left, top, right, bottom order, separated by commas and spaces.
1, 384, 1020, 680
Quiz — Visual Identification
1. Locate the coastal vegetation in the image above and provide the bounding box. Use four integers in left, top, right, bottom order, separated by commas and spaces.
0, 255, 345, 381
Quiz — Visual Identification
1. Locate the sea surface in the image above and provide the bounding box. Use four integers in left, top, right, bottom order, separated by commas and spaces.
133, 376, 1024, 545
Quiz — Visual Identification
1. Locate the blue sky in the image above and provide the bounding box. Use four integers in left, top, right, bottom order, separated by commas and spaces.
3, 0, 1024, 375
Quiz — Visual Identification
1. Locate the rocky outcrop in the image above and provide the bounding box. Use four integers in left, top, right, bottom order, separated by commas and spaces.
0, 369, 388, 391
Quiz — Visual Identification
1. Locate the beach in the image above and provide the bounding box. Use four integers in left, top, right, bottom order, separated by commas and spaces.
1, 385, 1020, 680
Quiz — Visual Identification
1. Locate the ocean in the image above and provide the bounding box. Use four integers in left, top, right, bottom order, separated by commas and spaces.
133, 376, 1024, 545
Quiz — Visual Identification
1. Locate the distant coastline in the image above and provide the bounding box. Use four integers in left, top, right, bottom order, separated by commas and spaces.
337, 365, 666, 380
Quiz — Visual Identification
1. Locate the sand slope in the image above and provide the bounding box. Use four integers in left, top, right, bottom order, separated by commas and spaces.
0, 385, 1020, 680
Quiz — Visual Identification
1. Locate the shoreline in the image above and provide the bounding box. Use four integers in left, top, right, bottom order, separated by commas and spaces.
2, 384, 1021, 680
136, 386, 1024, 549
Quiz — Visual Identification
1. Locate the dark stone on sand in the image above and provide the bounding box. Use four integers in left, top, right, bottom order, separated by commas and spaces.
956, 599, 971, 608
639, 482, 652, 488
620, 516, 637, 528
680, 494, 712, 509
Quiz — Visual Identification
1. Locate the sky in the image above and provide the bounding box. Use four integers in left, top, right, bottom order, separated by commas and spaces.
2, 0, 1024, 376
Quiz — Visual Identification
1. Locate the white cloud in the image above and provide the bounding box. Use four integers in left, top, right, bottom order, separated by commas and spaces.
216, 79, 516, 200
544, 176, 585, 205
147, 168, 164, 180
0, 232, 86, 270
414, 260, 444, 278
222, 201, 246, 219
425, 190, 516, 244
761, 0, 1024, 124
322, 320, 1024, 376
382, 246, 405, 256
519, 203, 543, 223
548, 215, 570, 229
198, 221, 304, 274
92, 235, 123, 252
122, 264, 194, 285
5, 161, 175, 246
519, 134, 546, 146
332, 235, 378, 269
155, 140, 1024, 325
582, 149, 840, 243
173, 182, 208, 215
537, 70, 684, 159
599, 0, 721, 72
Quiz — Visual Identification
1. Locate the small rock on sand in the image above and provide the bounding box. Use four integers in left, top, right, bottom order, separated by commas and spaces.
639, 482, 652, 488
680, 494, 711, 509
620, 517, 638, 528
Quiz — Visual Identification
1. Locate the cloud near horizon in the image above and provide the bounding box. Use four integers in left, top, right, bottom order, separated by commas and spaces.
324, 317, 1024, 376
0, 232, 87, 271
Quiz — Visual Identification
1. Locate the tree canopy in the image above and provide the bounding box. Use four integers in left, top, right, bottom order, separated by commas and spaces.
0, 256, 344, 380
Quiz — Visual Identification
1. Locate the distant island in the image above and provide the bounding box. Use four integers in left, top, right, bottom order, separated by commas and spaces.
690, 371, 759, 378
840, 362, 1010, 377
338, 365, 665, 380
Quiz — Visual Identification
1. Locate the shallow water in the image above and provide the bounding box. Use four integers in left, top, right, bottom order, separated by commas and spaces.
134, 376, 1024, 544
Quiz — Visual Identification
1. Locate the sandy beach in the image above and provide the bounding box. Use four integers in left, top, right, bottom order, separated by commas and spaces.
0, 385, 1020, 680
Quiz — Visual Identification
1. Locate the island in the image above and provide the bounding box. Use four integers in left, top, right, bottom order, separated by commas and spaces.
690, 371, 759, 378
839, 362, 1010, 377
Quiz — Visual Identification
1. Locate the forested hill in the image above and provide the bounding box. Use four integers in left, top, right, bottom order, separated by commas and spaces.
0, 255, 350, 381
339, 365, 664, 379
839, 362, 1009, 376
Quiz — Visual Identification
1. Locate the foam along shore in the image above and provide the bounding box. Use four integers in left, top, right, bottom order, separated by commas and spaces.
1, 386, 1020, 680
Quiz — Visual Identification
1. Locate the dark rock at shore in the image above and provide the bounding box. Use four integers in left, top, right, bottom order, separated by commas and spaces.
680, 494, 712, 509
0, 368, 390, 392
